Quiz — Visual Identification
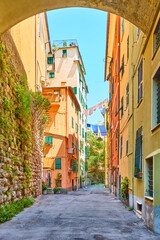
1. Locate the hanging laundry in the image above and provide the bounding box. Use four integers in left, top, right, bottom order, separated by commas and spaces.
92, 125, 98, 133
99, 125, 107, 136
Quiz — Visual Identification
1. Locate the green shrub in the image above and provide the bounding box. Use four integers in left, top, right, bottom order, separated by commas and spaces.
54, 188, 61, 194
42, 181, 47, 191
120, 176, 129, 199
0, 197, 35, 223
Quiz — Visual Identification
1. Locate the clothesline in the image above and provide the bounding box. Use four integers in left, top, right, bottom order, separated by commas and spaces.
83, 98, 108, 116
87, 123, 107, 136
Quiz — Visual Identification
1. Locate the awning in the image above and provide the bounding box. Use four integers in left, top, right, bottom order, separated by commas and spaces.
99, 125, 107, 136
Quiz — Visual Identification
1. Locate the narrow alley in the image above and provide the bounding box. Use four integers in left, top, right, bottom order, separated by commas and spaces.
0, 185, 159, 240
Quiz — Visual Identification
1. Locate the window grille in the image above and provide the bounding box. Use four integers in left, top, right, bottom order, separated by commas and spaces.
55, 180, 62, 187
134, 127, 142, 178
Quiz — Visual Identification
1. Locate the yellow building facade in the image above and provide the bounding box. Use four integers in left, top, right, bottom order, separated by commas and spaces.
10, 13, 51, 91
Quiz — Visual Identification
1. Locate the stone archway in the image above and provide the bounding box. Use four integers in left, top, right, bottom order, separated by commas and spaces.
0, 0, 160, 36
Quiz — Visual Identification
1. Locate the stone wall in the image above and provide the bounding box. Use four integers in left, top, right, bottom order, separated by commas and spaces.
0, 31, 43, 205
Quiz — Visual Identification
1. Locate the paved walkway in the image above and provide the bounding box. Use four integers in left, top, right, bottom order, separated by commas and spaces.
0, 185, 160, 240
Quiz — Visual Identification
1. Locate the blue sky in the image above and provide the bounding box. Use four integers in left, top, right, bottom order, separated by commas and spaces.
47, 8, 109, 125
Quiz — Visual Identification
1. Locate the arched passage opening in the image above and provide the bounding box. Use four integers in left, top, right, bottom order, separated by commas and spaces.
0, 0, 159, 35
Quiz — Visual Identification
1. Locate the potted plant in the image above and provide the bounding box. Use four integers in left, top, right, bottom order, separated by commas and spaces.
42, 181, 47, 195
138, 172, 143, 178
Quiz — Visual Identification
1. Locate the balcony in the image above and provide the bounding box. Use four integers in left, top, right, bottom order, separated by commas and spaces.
52, 39, 78, 52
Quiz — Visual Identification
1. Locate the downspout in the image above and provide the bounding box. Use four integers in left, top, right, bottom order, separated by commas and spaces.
118, 17, 120, 196
131, 24, 135, 209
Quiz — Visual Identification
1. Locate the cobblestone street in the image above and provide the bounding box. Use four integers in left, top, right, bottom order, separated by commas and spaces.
0, 185, 159, 240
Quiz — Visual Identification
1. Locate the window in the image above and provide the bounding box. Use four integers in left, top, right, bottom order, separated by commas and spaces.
62, 49, 67, 58
121, 55, 124, 76
73, 160, 77, 172
45, 136, 53, 146
85, 146, 88, 158
55, 180, 62, 187
85, 161, 88, 171
127, 36, 129, 60
49, 72, 55, 78
145, 157, 153, 198
72, 96, 73, 107
126, 140, 128, 155
115, 60, 117, 76
115, 133, 117, 150
135, 127, 142, 178
126, 83, 129, 107
137, 28, 140, 39
115, 96, 117, 114
85, 132, 87, 141
74, 87, 77, 94
72, 136, 74, 148
138, 59, 143, 104
76, 124, 78, 133
55, 158, 61, 169
72, 117, 74, 128
122, 18, 124, 36
47, 57, 53, 64
120, 136, 123, 158
153, 18, 160, 56
82, 128, 84, 138
121, 97, 124, 117
152, 67, 160, 128
79, 124, 81, 135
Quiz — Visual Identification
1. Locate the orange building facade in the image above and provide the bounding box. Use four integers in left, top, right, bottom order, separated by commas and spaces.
42, 86, 80, 193
105, 14, 120, 195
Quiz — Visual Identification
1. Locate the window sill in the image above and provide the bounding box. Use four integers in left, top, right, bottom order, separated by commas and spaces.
145, 196, 153, 201
137, 98, 143, 109
151, 123, 160, 133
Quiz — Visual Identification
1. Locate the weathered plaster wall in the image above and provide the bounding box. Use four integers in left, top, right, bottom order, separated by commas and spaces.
0, 32, 43, 205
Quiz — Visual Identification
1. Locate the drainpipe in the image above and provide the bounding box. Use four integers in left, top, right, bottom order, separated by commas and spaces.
131, 24, 135, 209
118, 17, 120, 196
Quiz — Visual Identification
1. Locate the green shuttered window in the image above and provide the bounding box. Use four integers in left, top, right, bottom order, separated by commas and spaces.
73, 160, 77, 172
49, 72, 55, 78
134, 127, 142, 178
45, 136, 53, 145
74, 87, 77, 94
120, 136, 123, 158
85, 146, 88, 158
62, 49, 67, 58
55, 158, 61, 169
47, 57, 53, 64
72, 117, 74, 128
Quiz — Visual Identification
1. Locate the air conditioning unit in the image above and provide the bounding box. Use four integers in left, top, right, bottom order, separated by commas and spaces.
40, 76, 45, 83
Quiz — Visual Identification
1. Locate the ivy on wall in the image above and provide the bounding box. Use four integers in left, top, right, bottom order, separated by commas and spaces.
0, 40, 50, 204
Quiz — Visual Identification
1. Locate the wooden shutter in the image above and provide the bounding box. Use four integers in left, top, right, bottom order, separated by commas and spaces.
55, 158, 61, 169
